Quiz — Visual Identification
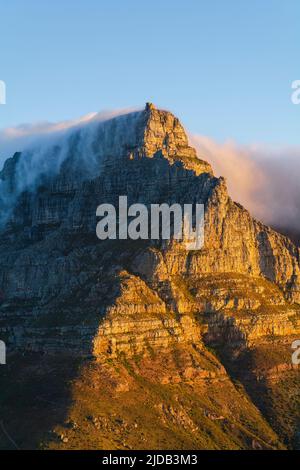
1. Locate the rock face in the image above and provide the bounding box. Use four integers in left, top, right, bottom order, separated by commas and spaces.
0, 104, 299, 449
0, 103, 299, 353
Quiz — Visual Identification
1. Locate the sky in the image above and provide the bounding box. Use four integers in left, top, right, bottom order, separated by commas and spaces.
0, 0, 299, 145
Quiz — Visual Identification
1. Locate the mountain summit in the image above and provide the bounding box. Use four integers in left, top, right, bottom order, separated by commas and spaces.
0, 105, 299, 450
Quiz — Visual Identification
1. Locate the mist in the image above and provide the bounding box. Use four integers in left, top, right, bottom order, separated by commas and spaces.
0, 108, 139, 167
0, 107, 141, 226
190, 135, 300, 234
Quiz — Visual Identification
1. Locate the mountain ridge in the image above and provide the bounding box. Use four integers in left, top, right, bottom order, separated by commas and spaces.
0, 103, 299, 449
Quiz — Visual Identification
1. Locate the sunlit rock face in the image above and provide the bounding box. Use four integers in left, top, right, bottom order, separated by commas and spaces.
1, 104, 300, 450
0, 103, 300, 357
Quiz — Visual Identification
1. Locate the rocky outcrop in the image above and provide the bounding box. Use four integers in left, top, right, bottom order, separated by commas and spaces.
0, 103, 300, 359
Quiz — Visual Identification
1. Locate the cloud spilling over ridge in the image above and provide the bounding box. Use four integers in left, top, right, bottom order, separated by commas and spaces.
0, 107, 139, 167
0, 106, 141, 196
1, 108, 299, 233
190, 135, 300, 232
0, 107, 142, 226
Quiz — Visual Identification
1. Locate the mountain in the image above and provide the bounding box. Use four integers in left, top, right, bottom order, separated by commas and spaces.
0, 104, 299, 450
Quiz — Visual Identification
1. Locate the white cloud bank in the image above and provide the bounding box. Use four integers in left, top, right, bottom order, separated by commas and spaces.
0, 108, 138, 167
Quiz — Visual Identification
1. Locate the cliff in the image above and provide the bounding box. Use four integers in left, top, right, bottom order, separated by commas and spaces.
0, 104, 299, 450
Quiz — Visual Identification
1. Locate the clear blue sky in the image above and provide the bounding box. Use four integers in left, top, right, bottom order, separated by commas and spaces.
0, 0, 299, 144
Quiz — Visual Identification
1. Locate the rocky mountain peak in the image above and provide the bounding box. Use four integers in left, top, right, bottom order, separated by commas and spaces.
1, 105, 300, 450
131, 103, 213, 175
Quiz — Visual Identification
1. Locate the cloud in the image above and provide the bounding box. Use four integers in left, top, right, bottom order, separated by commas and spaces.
0, 107, 139, 167
190, 135, 300, 232
0, 107, 141, 226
